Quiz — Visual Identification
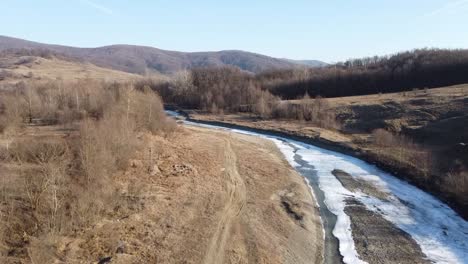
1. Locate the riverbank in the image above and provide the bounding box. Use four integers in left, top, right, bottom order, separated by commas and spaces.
173, 109, 467, 220
174, 113, 468, 264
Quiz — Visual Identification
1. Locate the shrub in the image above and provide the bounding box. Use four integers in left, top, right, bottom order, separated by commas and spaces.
9, 139, 68, 164
444, 170, 468, 201
372, 129, 396, 147
0, 116, 6, 133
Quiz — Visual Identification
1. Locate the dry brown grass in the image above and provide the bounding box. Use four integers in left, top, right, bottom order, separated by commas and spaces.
0, 56, 142, 85
0, 93, 26, 133
369, 126, 467, 216
372, 129, 433, 180
325, 84, 468, 107
445, 171, 468, 201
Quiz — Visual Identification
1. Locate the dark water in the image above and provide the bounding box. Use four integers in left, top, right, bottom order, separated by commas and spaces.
286, 141, 344, 264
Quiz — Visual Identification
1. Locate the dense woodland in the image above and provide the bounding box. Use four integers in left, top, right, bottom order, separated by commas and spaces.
260, 48, 468, 99
137, 68, 339, 128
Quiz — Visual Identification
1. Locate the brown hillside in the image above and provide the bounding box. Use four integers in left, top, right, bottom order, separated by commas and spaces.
0, 36, 310, 74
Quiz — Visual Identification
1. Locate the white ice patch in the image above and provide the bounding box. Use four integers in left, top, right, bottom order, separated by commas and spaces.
270, 138, 300, 167
166, 111, 468, 264
291, 144, 367, 264
164, 110, 180, 117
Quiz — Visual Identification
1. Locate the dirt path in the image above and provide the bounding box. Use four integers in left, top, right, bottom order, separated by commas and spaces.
203, 135, 247, 264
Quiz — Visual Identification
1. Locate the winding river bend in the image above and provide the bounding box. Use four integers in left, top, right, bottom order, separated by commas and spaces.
167, 111, 468, 264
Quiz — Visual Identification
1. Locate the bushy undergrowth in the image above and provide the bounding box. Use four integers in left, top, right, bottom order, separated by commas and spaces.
0, 80, 175, 261
372, 128, 467, 210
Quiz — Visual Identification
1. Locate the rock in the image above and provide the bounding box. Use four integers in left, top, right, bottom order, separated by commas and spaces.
172, 163, 193, 174
150, 164, 161, 176
116, 240, 125, 254
98, 256, 112, 264
130, 160, 143, 168
110, 254, 138, 264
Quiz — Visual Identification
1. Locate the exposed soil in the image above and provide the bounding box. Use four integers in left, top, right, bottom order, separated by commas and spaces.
203, 136, 246, 264
345, 199, 430, 264
332, 169, 390, 201
195, 127, 324, 264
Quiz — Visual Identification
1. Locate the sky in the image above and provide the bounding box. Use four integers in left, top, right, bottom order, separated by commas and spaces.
1, 0, 468, 62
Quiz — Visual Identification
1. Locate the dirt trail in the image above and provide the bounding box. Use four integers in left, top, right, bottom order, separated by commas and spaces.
203, 134, 247, 264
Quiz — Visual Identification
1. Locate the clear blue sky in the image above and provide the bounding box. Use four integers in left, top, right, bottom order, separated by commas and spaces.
1, 0, 468, 62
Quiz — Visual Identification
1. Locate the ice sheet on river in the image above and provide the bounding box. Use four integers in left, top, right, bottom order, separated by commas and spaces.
286, 141, 468, 264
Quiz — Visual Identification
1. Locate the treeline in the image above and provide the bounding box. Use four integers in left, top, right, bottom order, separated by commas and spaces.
259, 48, 468, 99
156, 67, 272, 112
136, 67, 339, 128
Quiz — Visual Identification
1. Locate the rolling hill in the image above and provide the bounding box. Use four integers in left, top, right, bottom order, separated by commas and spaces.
282, 59, 328, 67
0, 36, 324, 75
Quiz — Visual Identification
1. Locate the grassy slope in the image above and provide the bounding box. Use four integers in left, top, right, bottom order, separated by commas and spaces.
0, 54, 148, 84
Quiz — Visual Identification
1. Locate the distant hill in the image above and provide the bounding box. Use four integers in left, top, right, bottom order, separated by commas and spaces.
282, 59, 328, 67
0, 50, 143, 84
0, 36, 323, 75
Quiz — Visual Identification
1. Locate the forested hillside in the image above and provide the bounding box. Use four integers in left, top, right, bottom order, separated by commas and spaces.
260, 49, 468, 99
